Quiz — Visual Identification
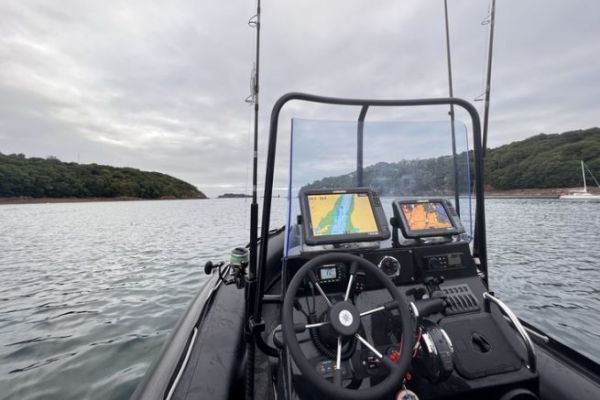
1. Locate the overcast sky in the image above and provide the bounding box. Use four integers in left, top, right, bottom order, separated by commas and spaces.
0, 1, 598, 197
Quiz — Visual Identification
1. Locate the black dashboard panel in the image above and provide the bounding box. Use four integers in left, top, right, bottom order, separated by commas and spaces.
411, 242, 477, 280
286, 240, 477, 294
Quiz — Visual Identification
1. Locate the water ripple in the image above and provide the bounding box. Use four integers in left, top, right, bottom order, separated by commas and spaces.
487, 198, 600, 364
0, 198, 598, 399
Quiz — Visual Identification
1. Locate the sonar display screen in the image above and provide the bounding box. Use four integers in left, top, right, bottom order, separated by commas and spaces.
400, 201, 453, 231
306, 193, 378, 237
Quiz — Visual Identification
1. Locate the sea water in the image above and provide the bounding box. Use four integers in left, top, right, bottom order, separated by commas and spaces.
0, 198, 599, 399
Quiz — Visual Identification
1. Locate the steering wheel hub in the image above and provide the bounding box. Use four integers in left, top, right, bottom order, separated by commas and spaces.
329, 301, 360, 336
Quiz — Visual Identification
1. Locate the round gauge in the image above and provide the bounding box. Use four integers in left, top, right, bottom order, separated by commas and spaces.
378, 256, 401, 277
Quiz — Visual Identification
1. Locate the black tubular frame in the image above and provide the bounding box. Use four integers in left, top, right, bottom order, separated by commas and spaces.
251, 92, 488, 347
356, 105, 369, 186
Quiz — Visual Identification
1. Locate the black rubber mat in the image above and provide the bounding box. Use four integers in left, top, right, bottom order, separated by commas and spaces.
441, 313, 523, 379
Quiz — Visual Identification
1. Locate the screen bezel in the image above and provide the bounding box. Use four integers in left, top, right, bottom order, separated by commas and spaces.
393, 198, 464, 238
299, 188, 390, 245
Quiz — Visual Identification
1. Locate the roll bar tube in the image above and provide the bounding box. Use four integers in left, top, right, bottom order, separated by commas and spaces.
251, 93, 487, 346
484, 292, 537, 373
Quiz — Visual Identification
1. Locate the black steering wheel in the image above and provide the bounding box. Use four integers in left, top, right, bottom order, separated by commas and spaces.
282, 253, 415, 400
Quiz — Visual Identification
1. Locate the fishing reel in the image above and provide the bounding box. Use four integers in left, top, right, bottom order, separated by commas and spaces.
204, 247, 249, 288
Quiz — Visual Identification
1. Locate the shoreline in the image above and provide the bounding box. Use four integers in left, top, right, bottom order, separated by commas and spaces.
2, 187, 597, 205
0, 196, 207, 205
485, 187, 600, 199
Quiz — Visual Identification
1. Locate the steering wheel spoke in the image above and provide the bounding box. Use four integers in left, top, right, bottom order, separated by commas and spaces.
358, 300, 400, 318
359, 305, 385, 318
344, 261, 359, 302
307, 270, 333, 306
355, 333, 382, 358
336, 335, 342, 368
355, 333, 398, 371
344, 273, 355, 302
305, 320, 329, 330
333, 335, 343, 386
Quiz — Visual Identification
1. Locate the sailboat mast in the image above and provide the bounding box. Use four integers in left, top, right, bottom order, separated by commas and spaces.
582, 160, 587, 192
481, 0, 496, 156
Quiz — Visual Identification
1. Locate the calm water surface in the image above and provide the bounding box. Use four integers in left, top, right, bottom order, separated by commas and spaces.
0, 198, 599, 399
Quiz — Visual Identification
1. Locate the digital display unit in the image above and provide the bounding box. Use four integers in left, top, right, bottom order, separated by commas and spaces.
299, 188, 390, 245
392, 199, 464, 239
319, 266, 338, 281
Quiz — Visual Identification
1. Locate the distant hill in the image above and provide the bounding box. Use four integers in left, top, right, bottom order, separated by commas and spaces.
0, 153, 206, 199
218, 193, 251, 199
302, 127, 600, 193
485, 128, 600, 189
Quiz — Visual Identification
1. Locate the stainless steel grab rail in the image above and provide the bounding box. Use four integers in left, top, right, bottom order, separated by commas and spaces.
483, 292, 537, 373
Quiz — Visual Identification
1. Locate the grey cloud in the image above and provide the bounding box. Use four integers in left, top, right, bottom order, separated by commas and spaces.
0, 1, 599, 197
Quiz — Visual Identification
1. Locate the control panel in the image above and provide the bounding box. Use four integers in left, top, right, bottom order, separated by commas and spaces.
423, 253, 463, 271
413, 242, 477, 280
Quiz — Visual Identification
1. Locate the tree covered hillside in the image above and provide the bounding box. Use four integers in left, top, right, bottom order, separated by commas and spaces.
303, 157, 471, 197
0, 153, 206, 199
485, 128, 600, 189
302, 128, 600, 193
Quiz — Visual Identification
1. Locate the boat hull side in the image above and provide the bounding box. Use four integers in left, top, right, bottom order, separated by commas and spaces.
130, 274, 220, 400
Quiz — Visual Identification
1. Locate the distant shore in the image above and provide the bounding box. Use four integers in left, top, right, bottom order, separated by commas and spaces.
2, 187, 598, 205
485, 187, 560, 199
0, 196, 207, 205
485, 187, 600, 199
217, 193, 252, 199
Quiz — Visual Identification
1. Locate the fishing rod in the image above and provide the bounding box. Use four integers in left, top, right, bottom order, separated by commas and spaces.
481, 0, 496, 156
443, 0, 461, 216
245, 1, 261, 399
246, 0, 260, 291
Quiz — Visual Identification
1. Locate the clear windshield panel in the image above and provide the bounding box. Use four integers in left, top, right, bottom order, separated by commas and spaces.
283, 119, 473, 257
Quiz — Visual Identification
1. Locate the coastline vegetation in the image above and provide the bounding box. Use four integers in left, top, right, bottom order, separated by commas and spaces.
486, 128, 600, 190
303, 127, 600, 194
218, 193, 252, 198
0, 153, 206, 200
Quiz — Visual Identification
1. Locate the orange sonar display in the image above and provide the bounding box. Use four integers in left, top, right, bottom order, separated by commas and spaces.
401, 202, 452, 231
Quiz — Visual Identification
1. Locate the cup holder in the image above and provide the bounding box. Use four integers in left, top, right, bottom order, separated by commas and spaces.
499, 388, 539, 400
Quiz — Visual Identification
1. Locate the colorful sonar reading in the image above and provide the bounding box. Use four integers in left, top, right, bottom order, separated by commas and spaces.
401, 201, 453, 231
307, 193, 378, 237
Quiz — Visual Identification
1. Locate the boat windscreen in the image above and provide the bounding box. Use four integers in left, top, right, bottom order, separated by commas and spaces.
281, 119, 474, 257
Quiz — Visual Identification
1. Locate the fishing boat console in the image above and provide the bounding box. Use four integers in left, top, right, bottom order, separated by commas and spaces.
273, 184, 538, 400
246, 94, 545, 400
132, 94, 600, 400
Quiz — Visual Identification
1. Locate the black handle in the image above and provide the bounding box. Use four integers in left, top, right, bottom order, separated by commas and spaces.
414, 298, 446, 317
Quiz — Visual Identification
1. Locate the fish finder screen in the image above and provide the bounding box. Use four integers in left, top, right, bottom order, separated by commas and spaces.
400, 201, 453, 231
306, 193, 379, 237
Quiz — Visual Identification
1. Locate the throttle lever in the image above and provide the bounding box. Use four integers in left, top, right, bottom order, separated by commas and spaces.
413, 298, 446, 318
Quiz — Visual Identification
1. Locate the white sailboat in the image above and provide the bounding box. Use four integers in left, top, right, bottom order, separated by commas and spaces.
560, 160, 600, 200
